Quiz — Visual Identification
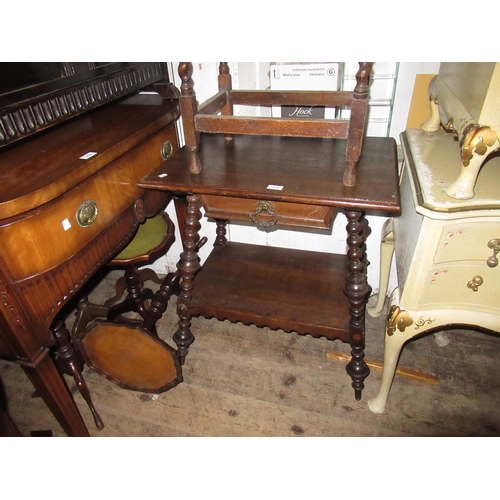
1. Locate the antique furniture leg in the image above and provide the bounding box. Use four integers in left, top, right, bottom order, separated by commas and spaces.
142, 271, 181, 333
344, 210, 371, 400
445, 128, 499, 200
214, 219, 228, 247
421, 73, 500, 200
106, 265, 152, 322
142, 235, 207, 334
174, 196, 188, 250
367, 219, 394, 318
105, 268, 163, 308
367, 292, 414, 414
173, 195, 202, 364
21, 353, 90, 437
367, 298, 442, 414
52, 319, 104, 429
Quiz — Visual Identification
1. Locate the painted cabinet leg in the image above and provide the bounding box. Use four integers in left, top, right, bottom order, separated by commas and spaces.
368, 227, 394, 318
420, 95, 441, 133
368, 304, 438, 414
367, 327, 407, 414
445, 134, 499, 200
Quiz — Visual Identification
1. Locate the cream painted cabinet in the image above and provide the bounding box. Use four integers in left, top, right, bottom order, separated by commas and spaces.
368, 128, 500, 414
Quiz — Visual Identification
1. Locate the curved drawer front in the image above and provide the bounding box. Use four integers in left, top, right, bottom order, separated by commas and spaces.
0, 124, 177, 281
200, 195, 337, 230
434, 221, 500, 264
420, 263, 499, 314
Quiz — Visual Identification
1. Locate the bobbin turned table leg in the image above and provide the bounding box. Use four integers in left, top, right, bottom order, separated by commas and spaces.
173, 194, 201, 364
344, 210, 370, 400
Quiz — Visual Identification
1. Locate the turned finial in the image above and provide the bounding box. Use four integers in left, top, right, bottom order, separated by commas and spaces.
178, 62, 195, 95
354, 62, 372, 98
219, 62, 230, 75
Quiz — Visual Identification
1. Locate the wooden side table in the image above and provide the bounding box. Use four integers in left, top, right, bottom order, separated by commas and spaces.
139, 133, 400, 399
368, 129, 500, 414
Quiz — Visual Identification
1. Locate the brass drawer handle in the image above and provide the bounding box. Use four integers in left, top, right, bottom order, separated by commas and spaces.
76, 199, 98, 227
467, 275, 483, 292
487, 238, 500, 268
161, 140, 173, 160
250, 201, 280, 228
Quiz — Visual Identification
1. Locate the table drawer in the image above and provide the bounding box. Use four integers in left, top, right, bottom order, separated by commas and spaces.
419, 262, 499, 313
0, 125, 177, 281
200, 195, 337, 230
434, 221, 500, 265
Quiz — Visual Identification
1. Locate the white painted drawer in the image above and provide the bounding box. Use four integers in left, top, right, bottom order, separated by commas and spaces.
434, 222, 500, 265
419, 262, 499, 314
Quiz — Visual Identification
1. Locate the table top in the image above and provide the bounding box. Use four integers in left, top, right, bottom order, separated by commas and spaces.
402, 129, 500, 218
139, 134, 401, 216
0, 93, 179, 220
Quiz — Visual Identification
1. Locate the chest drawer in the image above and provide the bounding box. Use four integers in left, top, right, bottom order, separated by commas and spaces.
419, 262, 499, 314
200, 195, 337, 230
0, 124, 177, 281
434, 221, 500, 265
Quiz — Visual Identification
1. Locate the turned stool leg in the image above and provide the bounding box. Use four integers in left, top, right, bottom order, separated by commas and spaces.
52, 319, 104, 430
107, 266, 151, 322
143, 270, 181, 334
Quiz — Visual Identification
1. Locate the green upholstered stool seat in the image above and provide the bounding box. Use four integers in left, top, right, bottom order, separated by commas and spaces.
103, 212, 175, 312
113, 213, 171, 263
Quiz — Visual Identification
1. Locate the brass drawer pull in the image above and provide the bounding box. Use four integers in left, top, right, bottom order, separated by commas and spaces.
250, 201, 280, 228
487, 238, 500, 268
467, 275, 483, 292
161, 140, 173, 160
76, 199, 98, 227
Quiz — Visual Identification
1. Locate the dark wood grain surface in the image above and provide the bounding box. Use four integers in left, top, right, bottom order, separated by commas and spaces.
190, 242, 351, 341
140, 134, 400, 215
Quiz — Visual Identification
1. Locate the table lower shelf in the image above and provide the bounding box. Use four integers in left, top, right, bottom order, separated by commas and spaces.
190, 242, 352, 342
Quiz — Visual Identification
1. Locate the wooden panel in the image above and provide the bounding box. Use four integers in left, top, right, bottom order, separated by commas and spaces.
0, 63, 168, 147
228, 89, 353, 107
200, 195, 337, 230
190, 242, 351, 341
198, 90, 227, 115
195, 114, 350, 139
